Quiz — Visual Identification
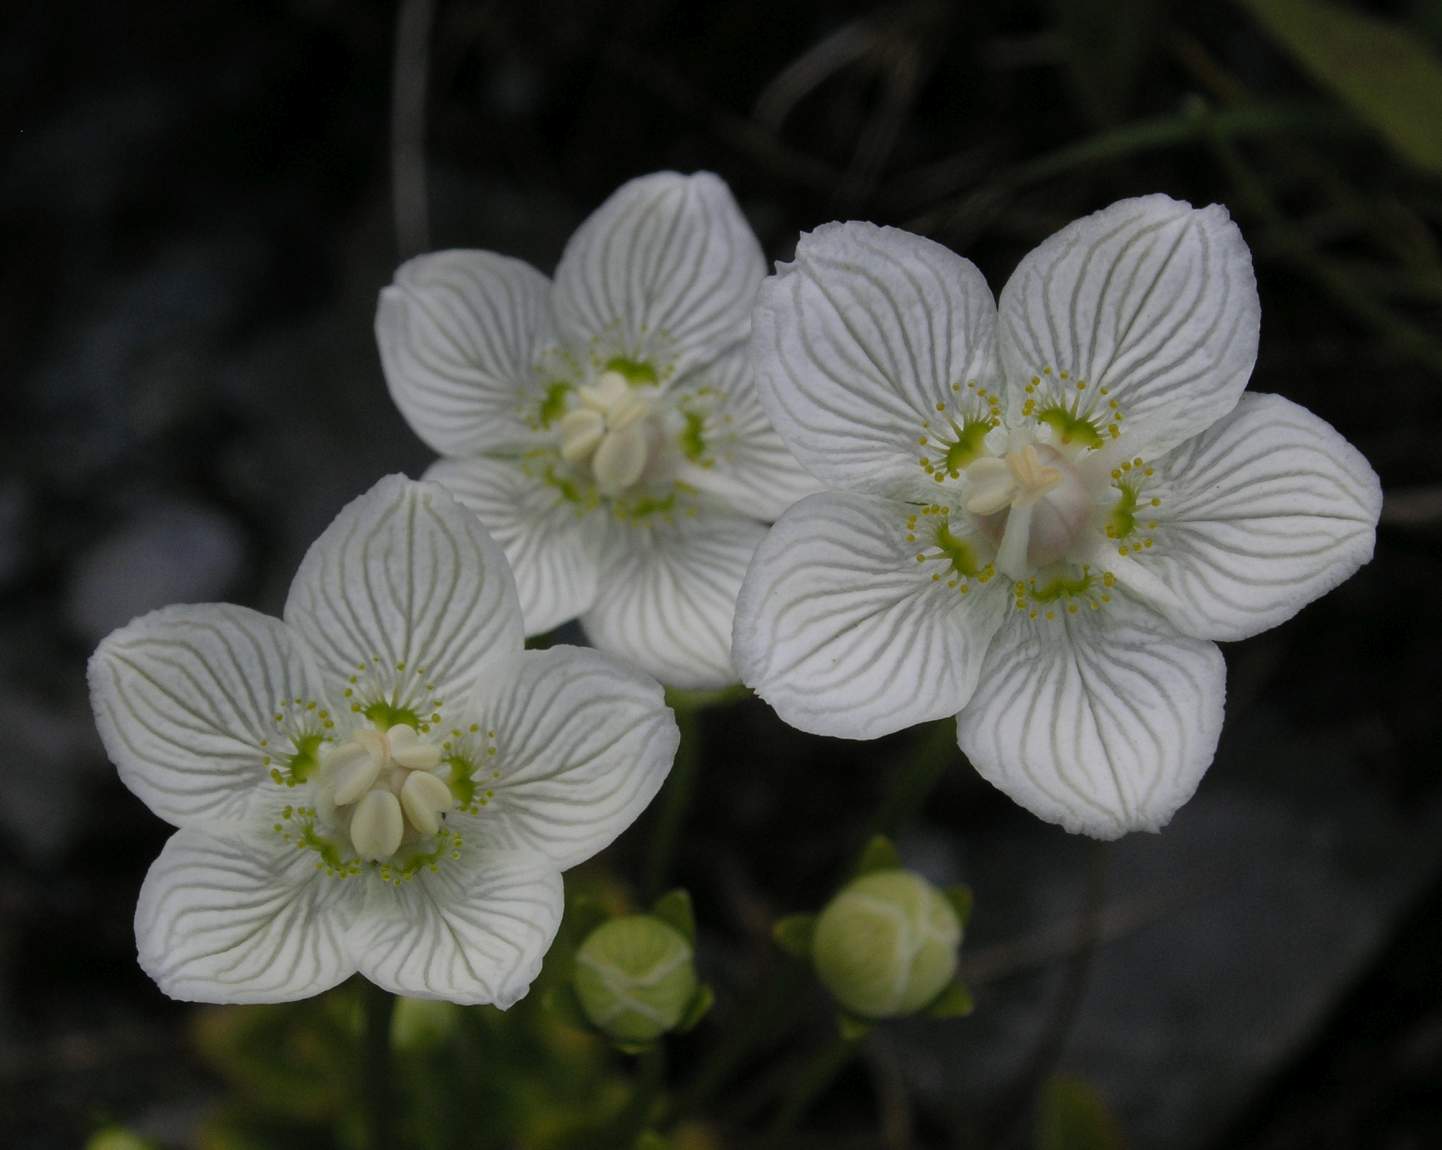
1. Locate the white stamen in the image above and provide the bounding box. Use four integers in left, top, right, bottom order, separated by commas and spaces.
400, 771, 454, 836
593, 422, 650, 494
350, 789, 404, 860
388, 723, 441, 770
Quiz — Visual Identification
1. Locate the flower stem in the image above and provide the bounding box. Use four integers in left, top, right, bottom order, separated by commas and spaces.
609, 1042, 668, 1146
361, 982, 396, 1150
643, 701, 700, 900
763, 1032, 863, 1141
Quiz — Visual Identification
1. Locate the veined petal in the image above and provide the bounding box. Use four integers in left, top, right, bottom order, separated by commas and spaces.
957, 594, 1225, 839
284, 475, 523, 713
89, 604, 318, 827
551, 172, 765, 380
136, 825, 360, 1003
753, 222, 999, 498
351, 848, 562, 1007
671, 343, 824, 521
580, 508, 765, 690
734, 492, 1009, 739
425, 456, 604, 635
1131, 393, 1381, 640
998, 195, 1259, 457
456, 646, 677, 869
377, 250, 555, 455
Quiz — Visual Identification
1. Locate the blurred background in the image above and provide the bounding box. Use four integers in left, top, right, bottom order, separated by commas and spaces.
4, 0, 1441, 1147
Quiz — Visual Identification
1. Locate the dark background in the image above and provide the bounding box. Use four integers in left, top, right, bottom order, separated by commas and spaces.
3, 1, 1441, 1147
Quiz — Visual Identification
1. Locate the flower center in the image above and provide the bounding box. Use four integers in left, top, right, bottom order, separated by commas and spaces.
557, 370, 662, 496
965, 443, 1093, 579
321, 723, 454, 861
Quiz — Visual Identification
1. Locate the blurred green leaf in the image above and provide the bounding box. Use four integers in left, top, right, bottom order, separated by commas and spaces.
854, 835, 902, 875
1036, 1075, 1127, 1150
927, 979, 976, 1019
944, 883, 975, 929
676, 983, 715, 1033
1239, 0, 1442, 172
651, 888, 697, 943
772, 913, 816, 958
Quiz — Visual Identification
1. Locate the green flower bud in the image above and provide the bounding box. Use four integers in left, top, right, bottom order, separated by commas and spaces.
574, 914, 698, 1042
812, 869, 962, 1019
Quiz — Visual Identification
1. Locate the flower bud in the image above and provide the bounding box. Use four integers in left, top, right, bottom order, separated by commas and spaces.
812, 869, 961, 1019
573, 914, 698, 1042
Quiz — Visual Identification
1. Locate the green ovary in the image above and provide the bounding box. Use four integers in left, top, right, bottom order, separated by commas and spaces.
1037, 405, 1104, 449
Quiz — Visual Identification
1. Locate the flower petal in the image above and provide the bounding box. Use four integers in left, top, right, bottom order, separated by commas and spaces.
997, 195, 1259, 456
733, 492, 1009, 739
957, 594, 1225, 839
351, 848, 562, 1006
752, 221, 999, 497
1130, 392, 1381, 641
377, 250, 555, 455
671, 344, 825, 521
551, 172, 764, 379
425, 456, 603, 635
580, 508, 765, 690
284, 475, 524, 711
136, 825, 360, 1003
88, 604, 318, 826
455, 646, 677, 868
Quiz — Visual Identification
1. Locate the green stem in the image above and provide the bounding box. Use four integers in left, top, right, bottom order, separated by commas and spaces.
361, 982, 396, 1150
610, 1043, 668, 1147
763, 1033, 863, 1141
643, 702, 700, 901
860, 719, 956, 846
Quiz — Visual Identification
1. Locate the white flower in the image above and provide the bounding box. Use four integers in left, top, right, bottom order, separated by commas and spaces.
88, 475, 678, 1004
734, 197, 1381, 839
377, 171, 819, 690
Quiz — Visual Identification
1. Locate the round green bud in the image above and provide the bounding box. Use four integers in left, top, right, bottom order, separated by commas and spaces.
573, 914, 698, 1042
812, 869, 962, 1019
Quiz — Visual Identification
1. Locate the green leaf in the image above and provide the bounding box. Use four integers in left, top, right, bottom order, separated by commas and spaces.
634, 1132, 671, 1150
836, 1012, 872, 1039
675, 983, 715, 1034
772, 913, 817, 959
650, 889, 696, 943
564, 894, 612, 945
1036, 1075, 1127, 1150
1238, 0, 1442, 173
944, 883, 975, 929
927, 979, 976, 1019
854, 835, 902, 875
541, 985, 591, 1033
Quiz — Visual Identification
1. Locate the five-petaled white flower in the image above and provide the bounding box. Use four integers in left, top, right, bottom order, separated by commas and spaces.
88, 475, 678, 1004
734, 196, 1382, 838
377, 171, 818, 690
